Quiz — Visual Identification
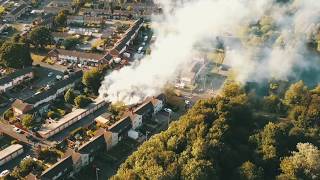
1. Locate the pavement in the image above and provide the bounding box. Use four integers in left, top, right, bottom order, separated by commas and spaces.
0, 120, 49, 148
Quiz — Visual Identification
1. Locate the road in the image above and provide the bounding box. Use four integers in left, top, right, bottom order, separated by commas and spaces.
0, 120, 49, 148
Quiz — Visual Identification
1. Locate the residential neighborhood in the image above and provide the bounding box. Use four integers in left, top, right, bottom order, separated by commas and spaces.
2, 0, 316, 180
0, 1, 179, 179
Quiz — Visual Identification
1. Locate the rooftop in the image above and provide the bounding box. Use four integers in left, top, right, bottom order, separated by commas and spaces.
78, 133, 106, 154
0, 144, 23, 161
50, 49, 106, 62
108, 116, 132, 133
38, 98, 105, 138
25, 71, 82, 105
41, 156, 73, 180
0, 67, 34, 85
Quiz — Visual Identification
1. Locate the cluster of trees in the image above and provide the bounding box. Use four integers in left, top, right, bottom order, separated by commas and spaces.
0, 26, 55, 69
74, 95, 92, 108
10, 158, 44, 179
82, 67, 104, 95
112, 81, 320, 179
0, 41, 32, 69
21, 114, 35, 129
240, 16, 276, 46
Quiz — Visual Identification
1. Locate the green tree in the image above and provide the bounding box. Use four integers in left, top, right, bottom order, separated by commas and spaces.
29, 27, 53, 49
278, 143, 320, 180
38, 148, 60, 164
64, 88, 76, 104
63, 37, 80, 50
54, 10, 67, 27
263, 94, 281, 113
74, 95, 92, 108
11, 158, 44, 178
82, 68, 102, 94
21, 114, 34, 129
283, 81, 310, 107
0, 41, 32, 68
238, 161, 264, 180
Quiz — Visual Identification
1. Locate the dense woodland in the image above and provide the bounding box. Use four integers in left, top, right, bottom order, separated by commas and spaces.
112, 80, 320, 180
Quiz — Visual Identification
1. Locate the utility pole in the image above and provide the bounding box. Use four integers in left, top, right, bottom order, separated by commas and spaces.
96, 167, 100, 180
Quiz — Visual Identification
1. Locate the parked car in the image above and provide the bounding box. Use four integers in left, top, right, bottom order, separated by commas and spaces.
13, 127, 22, 134
48, 72, 54, 77
164, 108, 172, 113
0, 170, 10, 177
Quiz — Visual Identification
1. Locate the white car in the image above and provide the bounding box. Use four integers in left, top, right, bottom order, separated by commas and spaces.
164, 108, 172, 113
185, 100, 191, 105
13, 127, 22, 134
48, 72, 54, 77
0, 170, 10, 177
23, 155, 31, 160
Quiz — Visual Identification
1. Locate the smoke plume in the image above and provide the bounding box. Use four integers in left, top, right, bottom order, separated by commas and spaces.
99, 0, 320, 104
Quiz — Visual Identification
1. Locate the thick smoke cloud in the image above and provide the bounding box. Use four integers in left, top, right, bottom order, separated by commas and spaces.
99, 0, 320, 104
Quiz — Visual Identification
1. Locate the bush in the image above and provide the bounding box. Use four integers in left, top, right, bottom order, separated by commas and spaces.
74, 95, 92, 108
11, 140, 18, 144
47, 111, 58, 119
3, 108, 13, 120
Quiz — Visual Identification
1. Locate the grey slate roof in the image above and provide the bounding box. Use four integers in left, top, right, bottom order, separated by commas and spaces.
78, 134, 106, 154
41, 156, 73, 180
24, 70, 82, 105
108, 116, 132, 134
134, 101, 154, 115
0, 67, 33, 85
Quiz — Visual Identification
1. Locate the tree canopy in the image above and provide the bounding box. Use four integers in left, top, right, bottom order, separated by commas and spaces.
29, 26, 54, 49
0, 41, 32, 68
82, 68, 103, 94
112, 80, 320, 179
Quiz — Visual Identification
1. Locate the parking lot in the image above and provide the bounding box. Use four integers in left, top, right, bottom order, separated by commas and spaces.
5, 67, 63, 101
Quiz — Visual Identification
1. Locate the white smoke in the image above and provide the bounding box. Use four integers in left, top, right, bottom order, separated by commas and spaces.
99, 0, 320, 104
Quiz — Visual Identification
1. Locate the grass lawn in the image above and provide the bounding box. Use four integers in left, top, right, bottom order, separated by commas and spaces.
31, 53, 46, 63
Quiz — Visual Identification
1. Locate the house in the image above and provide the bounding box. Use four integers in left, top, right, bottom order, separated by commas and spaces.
44, 0, 74, 14
134, 101, 154, 123
67, 16, 84, 25
95, 112, 114, 126
84, 16, 104, 25
0, 144, 24, 166
37, 98, 106, 139
34, 13, 55, 29
125, 111, 142, 130
12, 99, 33, 116
149, 97, 164, 114
67, 16, 104, 26
5, 3, 30, 22
77, 133, 107, 165
0, 67, 34, 93
40, 156, 74, 180
48, 49, 110, 66
27, 129, 110, 180
109, 18, 144, 56
106, 116, 132, 148
12, 71, 83, 116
